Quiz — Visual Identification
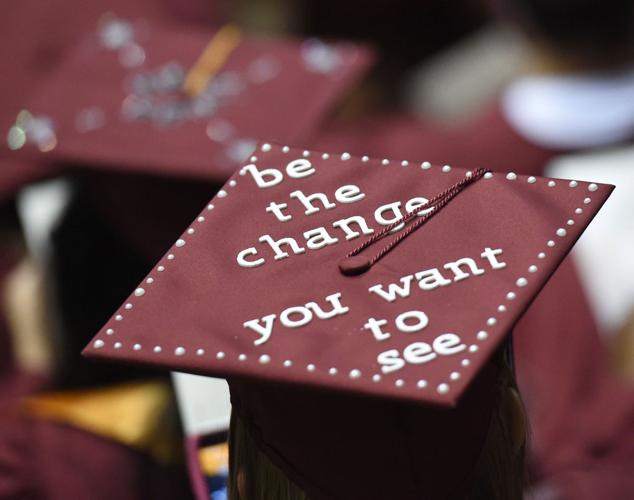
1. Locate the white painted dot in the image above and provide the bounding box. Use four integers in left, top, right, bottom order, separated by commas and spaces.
229, 180, 237, 187
547, 240, 556, 247
588, 183, 598, 192
538, 252, 546, 259
516, 277, 528, 287
575, 208, 583, 215
321, 153, 330, 160
197, 216, 205, 223
349, 369, 361, 379
125, 303, 133, 310
417, 379, 428, 389
569, 180, 578, 188
584, 197, 591, 205
207, 204, 215, 210
158, 266, 165, 272
477, 330, 488, 341
176, 239, 186, 247
450, 372, 460, 381
381, 159, 389, 165
216, 351, 225, 359
135, 288, 145, 297
175, 347, 186, 356
421, 161, 431, 170
401, 160, 409, 167
497, 304, 507, 313
146, 278, 154, 284
556, 228, 567, 237
106, 328, 114, 336
187, 228, 195, 235
282, 146, 290, 153
529, 265, 538, 273
239, 168, 246, 176
361, 155, 369, 162
154, 346, 162, 353
548, 180, 556, 187
133, 343, 142, 351
461, 359, 470, 367
328, 367, 337, 375
217, 190, 227, 198
487, 317, 497, 326
484, 172, 493, 179
115, 314, 123, 321
527, 176, 537, 184
261, 143, 272, 152
465, 171, 473, 178
437, 383, 450, 394
469, 345, 479, 353
373, 374, 382, 383
249, 155, 257, 162
259, 354, 271, 364
283, 360, 292, 367
114, 342, 122, 349
307, 363, 316, 372
567, 219, 574, 226
167, 254, 175, 260
506, 292, 516, 300
196, 348, 205, 356
341, 152, 351, 160
442, 165, 451, 173
94, 339, 105, 349
395, 379, 405, 387
506, 172, 517, 180
239, 354, 247, 361
302, 150, 310, 157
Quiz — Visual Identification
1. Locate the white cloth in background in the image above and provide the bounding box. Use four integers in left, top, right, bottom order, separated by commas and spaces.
547, 146, 634, 335
503, 66, 634, 150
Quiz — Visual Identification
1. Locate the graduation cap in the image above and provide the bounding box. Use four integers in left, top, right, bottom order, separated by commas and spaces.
10, 22, 373, 181
84, 144, 612, 499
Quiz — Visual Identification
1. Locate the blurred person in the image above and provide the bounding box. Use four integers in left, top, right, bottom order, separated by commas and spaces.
314, 1, 634, 499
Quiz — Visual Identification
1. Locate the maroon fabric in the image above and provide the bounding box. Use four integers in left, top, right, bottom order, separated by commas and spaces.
83, 144, 610, 498
314, 105, 563, 175
0, 410, 194, 500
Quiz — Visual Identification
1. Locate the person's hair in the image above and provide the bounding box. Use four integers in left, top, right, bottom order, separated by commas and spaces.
228, 360, 527, 500
493, 0, 634, 67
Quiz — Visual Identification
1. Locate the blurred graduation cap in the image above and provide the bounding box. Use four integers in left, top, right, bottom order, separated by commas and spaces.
3, 21, 373, 260
83, 144, 612, 498
8, 21, 373, 181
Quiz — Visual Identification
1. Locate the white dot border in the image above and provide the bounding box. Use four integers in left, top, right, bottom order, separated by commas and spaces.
90, 144, 599, 398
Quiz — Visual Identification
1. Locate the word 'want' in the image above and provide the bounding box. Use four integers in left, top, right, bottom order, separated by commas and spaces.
368, 247, 507, 302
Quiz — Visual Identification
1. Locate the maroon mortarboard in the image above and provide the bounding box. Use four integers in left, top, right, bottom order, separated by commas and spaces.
11, 22, 373, 181
83, 145, 612, 499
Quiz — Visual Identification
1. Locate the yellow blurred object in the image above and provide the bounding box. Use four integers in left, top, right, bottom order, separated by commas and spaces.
24, 380, 178, 463
198, 442, 229, 476
182, 24, 242, 97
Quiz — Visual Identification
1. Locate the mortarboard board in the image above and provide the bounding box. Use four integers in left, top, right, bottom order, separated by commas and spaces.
9, 23, 373, 182
83, 144, 612, 499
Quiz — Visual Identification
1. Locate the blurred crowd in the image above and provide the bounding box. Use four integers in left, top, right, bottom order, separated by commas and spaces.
0, 1, 633, 499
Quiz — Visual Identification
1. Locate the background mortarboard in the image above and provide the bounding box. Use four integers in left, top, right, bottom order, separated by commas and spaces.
12, 22, 374, 182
